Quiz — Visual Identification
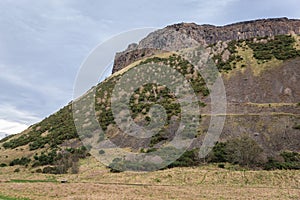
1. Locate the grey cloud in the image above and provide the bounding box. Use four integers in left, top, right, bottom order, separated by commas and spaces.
0, 0, 299, 136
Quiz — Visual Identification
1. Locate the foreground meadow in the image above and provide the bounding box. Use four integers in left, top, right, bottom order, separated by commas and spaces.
0, 158, 299, 200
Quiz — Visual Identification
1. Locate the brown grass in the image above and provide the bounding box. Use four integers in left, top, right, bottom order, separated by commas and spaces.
292, 34, 300, 50
223, 42, 282, 79
107, 52, 175, 81
0, 157, 299, 199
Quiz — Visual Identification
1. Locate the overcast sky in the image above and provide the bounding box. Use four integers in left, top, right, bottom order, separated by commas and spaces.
0, 0, 299, 138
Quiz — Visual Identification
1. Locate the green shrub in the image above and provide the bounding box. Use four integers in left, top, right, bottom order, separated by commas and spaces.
108, 159, 124, 173
218, 163, 225, 168
32, 146, 88, 173
42, 166, 59, 174
206, 136, 264, 168
246, 35, 300, 61
98, 149, 105, 154
293, 124, 300, 130
264, 152, 300, 170
35, 168, 42, 173
3, 104, 78, 150
208, 142, 227, 163
32, 150, 57, 167
0, 194, 30, 200
0, 134, 15, 143
212, 41, 242, 72
149, 131, 169, 147
0, 163, 7, 167
280, 151, 300, 162
14, 168, 20, 173
9, 157, 31, 166
29, 137, 48, 150
225, 135, 263, 167
167, 149, 199, 168
3, 134, 34, 149
212, 35, 300, 72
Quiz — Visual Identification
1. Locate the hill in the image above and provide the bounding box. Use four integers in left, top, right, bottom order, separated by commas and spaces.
0, 18, 300, 173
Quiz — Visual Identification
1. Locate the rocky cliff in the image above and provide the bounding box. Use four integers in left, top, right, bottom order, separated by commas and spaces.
113, 17, 300, 73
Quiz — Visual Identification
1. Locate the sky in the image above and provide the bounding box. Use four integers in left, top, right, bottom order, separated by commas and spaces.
0, 0, 299, 138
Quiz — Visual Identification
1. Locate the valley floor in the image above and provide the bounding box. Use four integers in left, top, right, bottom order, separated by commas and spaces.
1, 181, 299, 200
0, 159, 299, 200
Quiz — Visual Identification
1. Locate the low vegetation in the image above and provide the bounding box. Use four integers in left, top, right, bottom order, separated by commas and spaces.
0, 195, 30, 200
212, 40, 243, 71
9, 179, 57, 183
9, 157, 31, 167
246, 35, 300, 61
1, 35, 300, 174
211, 34, 300, 72
264, 151, 300, 170
293, 124, 300, 130
164, 135, 299, 171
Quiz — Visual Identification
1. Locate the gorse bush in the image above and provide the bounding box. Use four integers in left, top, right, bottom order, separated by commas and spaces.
9, 157, 31, 166
32, 146, 89, 174
246, 35, 300, 61
207, 136, 264, 168
281, 151, 300, 162
212, 40, 242, 71
0, 134, 15, 143
225, 135, 263, 167
208, 142, 227, 163
206, 138, 300, 170
167, 149, 200, 168
264, 151, 300, 170
212, 34, 300, 72
32, 149, 57, 167
0, 163, 7, 167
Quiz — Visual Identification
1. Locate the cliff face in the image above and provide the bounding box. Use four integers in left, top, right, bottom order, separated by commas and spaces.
113, 18, 300, 73
113, 48, 167, 73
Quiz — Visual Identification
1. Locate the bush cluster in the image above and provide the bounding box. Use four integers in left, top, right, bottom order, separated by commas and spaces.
246, 35, 300, 61
264, 151, 300, 170
212, 35, 300, 72
167, 149, 199, 168
9, 157, 31, 166
205, 136, 263, 168
212, 40, 243, 71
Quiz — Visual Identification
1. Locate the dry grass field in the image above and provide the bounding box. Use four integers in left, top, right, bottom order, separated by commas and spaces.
0, 157, 299, 200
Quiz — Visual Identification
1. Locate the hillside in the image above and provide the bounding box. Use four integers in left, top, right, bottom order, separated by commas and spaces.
0, 19, 300, 173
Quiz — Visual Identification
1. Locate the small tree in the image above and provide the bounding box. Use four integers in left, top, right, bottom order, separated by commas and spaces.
225, 135, 263, 167
208, 142, 227, 163
71, 159, 79, 174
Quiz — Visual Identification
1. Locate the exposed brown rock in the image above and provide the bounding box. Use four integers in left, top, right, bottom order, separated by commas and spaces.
113, 48, 167, 73
113, 18, 300, 73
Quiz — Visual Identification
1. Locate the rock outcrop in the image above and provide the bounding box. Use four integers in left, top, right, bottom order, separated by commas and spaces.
113, 17, 300, 73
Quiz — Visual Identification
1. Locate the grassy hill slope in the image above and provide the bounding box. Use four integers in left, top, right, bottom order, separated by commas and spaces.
0, 34, 300, 173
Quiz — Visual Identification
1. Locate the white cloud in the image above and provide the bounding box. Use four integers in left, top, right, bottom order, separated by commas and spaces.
0, 103, 40, 124
184, 0, 240, 24
0, 64, 69, 103
0, 119, 28, 139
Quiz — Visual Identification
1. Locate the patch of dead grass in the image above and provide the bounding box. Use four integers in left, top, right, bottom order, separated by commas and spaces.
0, 160, 299, 200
